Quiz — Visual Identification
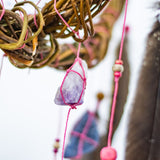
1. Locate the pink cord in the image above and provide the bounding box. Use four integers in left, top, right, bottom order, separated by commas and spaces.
107, 0, 128, 147
54, 0, 79, 38
118, 0, 128, 60
0, 0, 5, 21
107, 78, 119, 146
61, 107, 72, 160
33, 0, 42, 28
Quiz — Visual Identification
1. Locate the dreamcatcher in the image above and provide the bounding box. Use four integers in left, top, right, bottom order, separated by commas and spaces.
0, 0, 129, 160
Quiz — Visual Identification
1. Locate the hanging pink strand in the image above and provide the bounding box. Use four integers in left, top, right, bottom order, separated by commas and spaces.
107, 78, 119, 146
61, 108, 72, 160
107, 0, 128, 147
0, 0, 5, 21
118, 0, 128, 60
100, 0, 128, 160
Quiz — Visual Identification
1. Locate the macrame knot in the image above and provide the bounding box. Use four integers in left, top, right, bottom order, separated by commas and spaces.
53, 139, 60, 153
70, 105, 77, 110
112, 60, 124, 79
100, 147, 117, 160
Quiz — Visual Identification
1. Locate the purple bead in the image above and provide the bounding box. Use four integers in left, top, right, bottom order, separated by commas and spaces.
56, 139, 60, 142
53, 148, 58, 153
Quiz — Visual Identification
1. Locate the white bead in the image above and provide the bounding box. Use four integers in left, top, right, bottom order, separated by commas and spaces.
112, 64, 124, 72
53, 142, 60, 149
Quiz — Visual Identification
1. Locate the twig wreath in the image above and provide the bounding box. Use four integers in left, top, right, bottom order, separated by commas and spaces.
0, 0, 125, 69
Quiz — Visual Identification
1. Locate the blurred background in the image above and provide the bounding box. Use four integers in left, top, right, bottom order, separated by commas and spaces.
0, 0, 158, 160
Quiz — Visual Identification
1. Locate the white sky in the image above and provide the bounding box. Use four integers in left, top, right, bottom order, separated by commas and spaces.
0, 0, 158, 160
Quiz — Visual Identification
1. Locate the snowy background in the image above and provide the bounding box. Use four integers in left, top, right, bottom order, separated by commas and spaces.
0, 0, 158, 160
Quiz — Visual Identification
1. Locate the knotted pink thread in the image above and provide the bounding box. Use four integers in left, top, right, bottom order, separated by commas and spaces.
61, 107, 72, 160
0, 0, 5, 21
107, 0, 128, 148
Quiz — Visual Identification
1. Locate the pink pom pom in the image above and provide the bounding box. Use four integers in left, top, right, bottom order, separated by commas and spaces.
100, 147, 117, 160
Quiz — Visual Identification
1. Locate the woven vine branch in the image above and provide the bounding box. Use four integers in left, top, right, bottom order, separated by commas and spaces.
0, 0, 125, 69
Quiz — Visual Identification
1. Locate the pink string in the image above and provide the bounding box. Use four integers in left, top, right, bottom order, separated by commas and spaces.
107, 78, 119, 146
61, 107, 72, 160
33, 0, 42, 28
76, 42, 81, 59
107, 0, 128, 147
0, 0, 5, 21
118, 0, 128, 60
54, 0, 79, 38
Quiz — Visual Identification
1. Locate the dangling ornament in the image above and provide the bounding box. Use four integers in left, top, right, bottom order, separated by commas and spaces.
100, 0, 128, 160
64, 111, 99, 159
54, 58, 87, 106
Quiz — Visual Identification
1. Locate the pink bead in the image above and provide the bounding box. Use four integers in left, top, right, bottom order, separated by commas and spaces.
56, 139, 60, 142
53, 148, 58, 153
115, 60, 123, 65
100, 147, 117, 160
125, 26, 130, 33
114, 72, 122, 78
